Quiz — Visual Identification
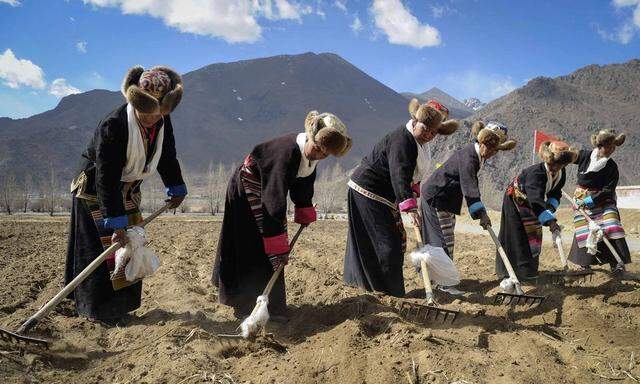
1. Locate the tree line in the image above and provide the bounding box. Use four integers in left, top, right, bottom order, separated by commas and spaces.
0, 161, 349, 216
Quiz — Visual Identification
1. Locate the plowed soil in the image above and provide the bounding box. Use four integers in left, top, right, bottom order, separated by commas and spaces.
1, 213, 639, 384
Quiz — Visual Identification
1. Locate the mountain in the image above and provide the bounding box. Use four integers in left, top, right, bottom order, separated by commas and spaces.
0, 52, 410, 181
463, 97, 486, 111
425, 59, 640, 207
401, 87, 474, 119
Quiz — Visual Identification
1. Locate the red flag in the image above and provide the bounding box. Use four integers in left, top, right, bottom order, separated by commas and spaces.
533, 130, 559, 152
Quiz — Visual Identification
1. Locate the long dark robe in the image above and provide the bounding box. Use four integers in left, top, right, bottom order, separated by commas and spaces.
212, 166, 287, 316
421, 142, 484, 217
65, 103, 186, 320
212, 133, 316, 317
568, 149, 631, 267
65, 196, 142, 319
496, 163, 565, 280
343, 189, 406, 297
343, 126, 417, 297
419, 142, 485, 263
420, 202, 456, 259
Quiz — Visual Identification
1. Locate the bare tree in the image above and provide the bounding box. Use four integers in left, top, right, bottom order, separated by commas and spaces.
0, 172, 18, 215
207, 161, 229, 215
143, 175, 162, 213
178, 164, 191, 214
19, 173, 32, 213
315, 163, 346, 216
42, 166, 59, 216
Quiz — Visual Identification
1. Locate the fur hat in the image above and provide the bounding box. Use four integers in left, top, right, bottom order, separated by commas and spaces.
538, 140, 578, 166
408, 98, 459, 135
304, 111, 352, 157
122, 65, 183, 115
472, 121, 516, 151
590, 129, 625, 147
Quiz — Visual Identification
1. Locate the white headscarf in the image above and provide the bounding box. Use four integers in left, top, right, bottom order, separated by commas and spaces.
583, 148, 610, 174
296, 132, 319, 178
406, 120, 432, 184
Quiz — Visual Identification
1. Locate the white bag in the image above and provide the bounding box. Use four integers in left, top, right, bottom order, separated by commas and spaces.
113, 226, 161, 282
500, 277, 517, 294
410, 244, 460, 286
585, 221, 604, 255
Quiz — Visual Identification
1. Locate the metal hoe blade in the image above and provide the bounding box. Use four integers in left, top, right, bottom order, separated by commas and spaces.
0, 327, 49, 348
545, 269, 594, 285
494, 292, 545, 306
398, 301, 459, 324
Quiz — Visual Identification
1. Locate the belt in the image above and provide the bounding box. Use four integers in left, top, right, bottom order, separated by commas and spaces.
348, 179, 397, 210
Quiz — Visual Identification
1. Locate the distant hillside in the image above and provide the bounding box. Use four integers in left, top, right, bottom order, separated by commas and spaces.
425, 59, 640, 207
0, 52, 411, 181
401, 87, 474, 119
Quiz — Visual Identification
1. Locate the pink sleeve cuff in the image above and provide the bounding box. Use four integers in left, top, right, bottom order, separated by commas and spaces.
399, 198, 418, 212
411, 182, 420, 197
294, 206, 317, 224
263, 233, 290, 255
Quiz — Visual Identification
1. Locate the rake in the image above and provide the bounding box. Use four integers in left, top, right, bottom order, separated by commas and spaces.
217, 224, 306, 340
0, 203, 170, 348
398, 227, 459, 324
561, 189, 626, 274
544, 229, 594, 284
487, 226, 546, 306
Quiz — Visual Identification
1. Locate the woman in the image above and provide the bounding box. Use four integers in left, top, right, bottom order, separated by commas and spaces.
66, 66, 187, 324
496, 141, 577, 283
420, 121, 516, 295
343, 99, 458, 297
213, 111, 351, 319
568, 129, 630, 273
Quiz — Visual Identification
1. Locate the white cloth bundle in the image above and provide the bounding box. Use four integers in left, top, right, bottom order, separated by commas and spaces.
410, 244, 460, 286
113, 226, 161, 282
500, 277, 518, 294
586, 220, 604, 255
240, 295, 270, 338
551, 224, 564, 245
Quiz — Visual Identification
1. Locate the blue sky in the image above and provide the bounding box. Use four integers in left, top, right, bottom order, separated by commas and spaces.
1, 0, 639, 118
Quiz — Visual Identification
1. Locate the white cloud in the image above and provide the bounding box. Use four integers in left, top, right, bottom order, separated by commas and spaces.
431, 5, 444, 18
82, 0, 313, 43
0, 0, 20, 6
370, 0, 441, 48
49, 78, 81, 98
600, 0, 640, 44
0, 49, 46, 89
76, 41, 88, 53
69, 16, 76, 21
613, 0, 639, 7
350, 15, 362, 34
442, 71, 517, 102
430, 3, 455, 19
333, 0, 347, 12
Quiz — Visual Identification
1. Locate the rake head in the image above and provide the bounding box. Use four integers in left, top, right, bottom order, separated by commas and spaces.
397, 301, 459, 324
0, 327, 49, 348
493, 292, 545, 306
544, 269, 594, 285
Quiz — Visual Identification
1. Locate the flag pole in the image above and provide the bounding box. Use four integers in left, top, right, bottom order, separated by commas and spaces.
532, 129, 537, 165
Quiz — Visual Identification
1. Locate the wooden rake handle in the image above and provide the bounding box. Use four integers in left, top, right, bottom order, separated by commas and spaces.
561, 189, 624, 266
554, 233, 568, 269
412, 226, 435, 298
261, 224, 307, 297
17, 203, 171, 334
486, 226, 521, 287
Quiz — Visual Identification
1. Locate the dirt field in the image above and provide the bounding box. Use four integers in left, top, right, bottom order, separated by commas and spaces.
1, 213, 640, 384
